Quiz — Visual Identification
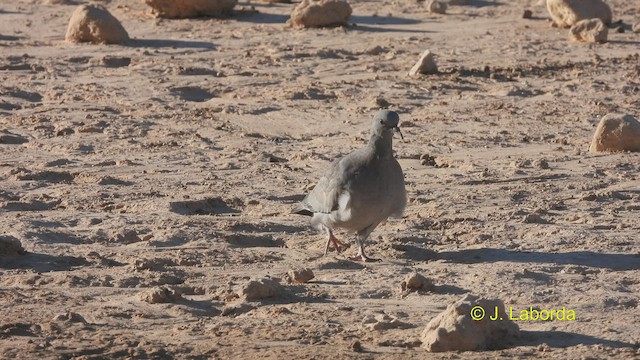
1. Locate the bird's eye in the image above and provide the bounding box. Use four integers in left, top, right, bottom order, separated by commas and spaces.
379, 120, 384, 124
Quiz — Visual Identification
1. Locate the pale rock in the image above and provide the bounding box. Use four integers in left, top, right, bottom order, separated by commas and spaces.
421, 294, 519, 352
401, 272, 434, 292
288, 268, 315, 283
546, 0, 612, 28
139, 286, 183, 303
65, 5, 129, 44
409, 50, 438, 77
288, 0, 352, 28
238, 278, 284, 301
589, 113, 640, 153
569, 18, 608, 43
632, 22, 640, 33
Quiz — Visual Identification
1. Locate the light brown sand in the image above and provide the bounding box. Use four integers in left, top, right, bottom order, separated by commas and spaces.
1, 0, 639, 358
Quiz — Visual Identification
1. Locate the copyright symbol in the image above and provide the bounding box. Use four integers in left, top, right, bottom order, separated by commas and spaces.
470, 306, 485, 321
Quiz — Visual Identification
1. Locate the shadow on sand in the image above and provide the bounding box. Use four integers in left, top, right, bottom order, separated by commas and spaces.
437, 248, 640, 271
126, 39, 215, 49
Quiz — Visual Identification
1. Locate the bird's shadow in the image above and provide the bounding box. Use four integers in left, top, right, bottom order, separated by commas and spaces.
349, 16, 430, 33
437, 248, 640, 271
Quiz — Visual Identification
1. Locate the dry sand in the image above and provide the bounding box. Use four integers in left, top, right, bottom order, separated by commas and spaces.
1, 0, 639, 358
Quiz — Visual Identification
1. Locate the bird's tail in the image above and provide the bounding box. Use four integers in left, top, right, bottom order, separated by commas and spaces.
291, 202, 313, 217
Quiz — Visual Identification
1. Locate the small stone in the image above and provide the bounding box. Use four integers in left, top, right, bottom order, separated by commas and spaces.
589, 113, 640, 153
238, 278, 284, 301
288, 0, 352, 28
143, 0, 237, 18
533, 159, 549, 169
65, 5, 129, 44
522, 9, 532, 19
350, 340, 363, 352
370, 96, 391, 109
0, 236, 26, 255
101, 56, 131, 68
427, 0, 447, 14
409, 50, 438, 77
633, 22, 640, 33
523, 213, 549, 224
362, 313, 412, 331
138, 286, 183, 304
569, 18, 608, 43
288, 268, 315, 283
402, 272, 434, 292
420, 153, 437, 166
546, 0, 612, 28
52, 312, 87, 323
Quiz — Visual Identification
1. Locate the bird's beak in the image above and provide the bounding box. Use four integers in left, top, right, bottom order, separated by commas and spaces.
393, 126, 404, 141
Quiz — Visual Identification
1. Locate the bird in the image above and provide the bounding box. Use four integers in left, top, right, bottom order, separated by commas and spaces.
292, 110, 407, 262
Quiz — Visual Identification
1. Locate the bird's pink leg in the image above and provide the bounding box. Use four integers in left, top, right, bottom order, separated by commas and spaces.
324, 229, 348, 255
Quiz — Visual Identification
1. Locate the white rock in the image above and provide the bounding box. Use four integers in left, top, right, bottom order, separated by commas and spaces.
569, 18, 608, 43
288, 0, 352, 28
546, 0, 612, 28
65, 4, 129, 44
409, 50, 438, 77
589, 113, 640, 153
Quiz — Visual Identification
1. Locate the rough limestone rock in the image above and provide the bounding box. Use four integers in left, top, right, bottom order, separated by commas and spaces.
421, 294, 519, 352
0, 236, 26, 255
546, 0, 612, 28
409, 50, 438, 76
428, 0, 447, 14
143, 0, 237, 18
65, 5, 129, 44
632, 22, 640, 33
569, 18, 608, 42
288, 268, 315, 283
288, 0, 352, 28
589, 113, 640, 153
239, 278, 284, 301
401, 272, 434, 292
139, 286, 183, 303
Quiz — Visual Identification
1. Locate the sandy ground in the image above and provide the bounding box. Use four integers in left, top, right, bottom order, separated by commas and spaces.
1, 0, 639, 358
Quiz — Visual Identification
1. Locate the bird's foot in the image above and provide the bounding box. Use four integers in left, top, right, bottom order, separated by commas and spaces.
348, 254, 382, 262
325, 237, 350, 255
331, 238, 349, 254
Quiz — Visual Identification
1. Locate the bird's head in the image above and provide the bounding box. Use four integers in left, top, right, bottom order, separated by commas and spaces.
372, 110, 403, 140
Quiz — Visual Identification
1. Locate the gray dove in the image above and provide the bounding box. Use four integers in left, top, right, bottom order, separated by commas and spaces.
292, 110, 407, 262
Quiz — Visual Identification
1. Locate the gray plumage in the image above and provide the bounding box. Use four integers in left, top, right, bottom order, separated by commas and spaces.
292, 110, 407, 262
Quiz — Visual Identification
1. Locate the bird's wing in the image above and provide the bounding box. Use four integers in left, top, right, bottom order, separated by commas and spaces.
301, 149, 368, 215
